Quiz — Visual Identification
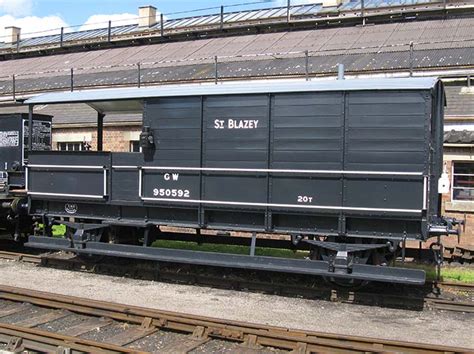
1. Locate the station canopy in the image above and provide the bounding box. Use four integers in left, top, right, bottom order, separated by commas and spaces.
24, 77, 440, 115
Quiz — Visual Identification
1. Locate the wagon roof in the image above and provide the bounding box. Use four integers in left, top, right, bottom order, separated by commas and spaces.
24, 77, 440, 108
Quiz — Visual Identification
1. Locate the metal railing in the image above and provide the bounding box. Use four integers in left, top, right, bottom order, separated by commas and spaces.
0, 0, 453, 54
1, 35, 473, 98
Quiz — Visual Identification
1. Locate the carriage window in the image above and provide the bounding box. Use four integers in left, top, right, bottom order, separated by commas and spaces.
452, 162, 474, 201
57, 142, 83, 151
130, 140, 141, 152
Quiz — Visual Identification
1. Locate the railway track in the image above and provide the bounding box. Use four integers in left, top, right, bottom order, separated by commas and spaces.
0, 285, 471, 353
0, 250, 473, 314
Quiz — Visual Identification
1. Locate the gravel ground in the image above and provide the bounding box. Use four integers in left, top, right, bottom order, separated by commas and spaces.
0, 259, 473, 349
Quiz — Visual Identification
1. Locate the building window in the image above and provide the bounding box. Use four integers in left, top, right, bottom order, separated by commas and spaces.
452, 162, 474, 201
57, 142, 83, 151
130, 141, 141, 152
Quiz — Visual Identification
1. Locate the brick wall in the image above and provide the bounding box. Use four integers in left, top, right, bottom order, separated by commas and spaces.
53, 126, 140, 152
442, 150, 474, 247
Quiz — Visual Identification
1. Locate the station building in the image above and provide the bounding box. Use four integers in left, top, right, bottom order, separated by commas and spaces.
0, 0, 473, 248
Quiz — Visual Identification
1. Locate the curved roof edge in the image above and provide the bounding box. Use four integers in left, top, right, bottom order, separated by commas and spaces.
25, 77, 440, 105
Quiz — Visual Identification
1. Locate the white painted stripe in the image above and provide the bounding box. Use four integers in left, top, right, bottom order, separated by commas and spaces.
140, 197, 422, 214
103, 169, 107, 196
28, 192, 105, 199
25, 167, 28, 192
423, 176, 428, 210
138, 168, 143, 198
113, 165, 423, 176
28, 164, 105, 170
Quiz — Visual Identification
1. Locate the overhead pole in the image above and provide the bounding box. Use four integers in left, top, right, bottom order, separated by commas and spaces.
12, 74, 15, 101
220, 6, 224, 30
137, 62, 141, 88
287, 0, 291, 23
305, 50, 309, 81
70, 68, 74, 92
160, 13, 164, 37
361, 0, 366, 26
214, 56, 218, 84
107, 20, 112, 42
337, 63, 345, 80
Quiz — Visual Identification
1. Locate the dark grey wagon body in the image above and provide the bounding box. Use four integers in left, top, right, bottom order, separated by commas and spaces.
21, 78, 459, 284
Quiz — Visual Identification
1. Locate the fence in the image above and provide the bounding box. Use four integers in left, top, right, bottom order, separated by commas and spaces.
0, 0, 452, 53
1, 33, 473, 99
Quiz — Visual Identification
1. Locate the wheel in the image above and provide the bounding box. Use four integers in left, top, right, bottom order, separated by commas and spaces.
309, 237, 394, 288
328, 277, 368, 289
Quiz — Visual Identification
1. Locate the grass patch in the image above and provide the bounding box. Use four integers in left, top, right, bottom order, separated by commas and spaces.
397, 262, 474, 283
52, 224, 66, 237
36, 224, 66, 237
151, 239, 309, 259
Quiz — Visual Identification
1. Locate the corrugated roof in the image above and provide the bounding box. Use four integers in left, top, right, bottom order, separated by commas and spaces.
444, 130, 474, 144
445, 85, 474, 117
0, 0, 456, 52
25, 77, 439, 106
0, 103, 141, 125
0, 17, 472, 97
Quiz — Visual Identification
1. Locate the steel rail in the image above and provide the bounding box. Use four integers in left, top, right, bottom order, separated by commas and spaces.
0, 250, 42, 263
425, 298, 474, 313
438, 281, 474, 292
0, 323, 136, 353
0, 250, 472, 313
0, 285, 471, 354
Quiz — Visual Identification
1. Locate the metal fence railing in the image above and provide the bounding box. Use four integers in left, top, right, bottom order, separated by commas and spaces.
0, 0, 452, 54
1, 35, 473, 99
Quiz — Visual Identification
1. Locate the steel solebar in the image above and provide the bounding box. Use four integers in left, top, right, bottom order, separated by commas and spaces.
0, 285, 471, 354
26, 236, 425, 284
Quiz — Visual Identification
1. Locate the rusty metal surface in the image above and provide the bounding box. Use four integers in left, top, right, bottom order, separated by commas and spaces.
0, 323, 137, 353
0, 284, 471, 353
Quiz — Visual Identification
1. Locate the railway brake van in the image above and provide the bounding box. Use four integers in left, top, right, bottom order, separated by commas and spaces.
23, 78, 462, 284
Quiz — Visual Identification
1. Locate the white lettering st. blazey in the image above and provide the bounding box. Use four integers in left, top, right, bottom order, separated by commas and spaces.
214, 119, 259, 129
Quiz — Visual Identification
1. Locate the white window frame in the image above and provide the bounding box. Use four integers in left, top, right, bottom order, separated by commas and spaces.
57, 142, 83, 151
129, 140, 142, 153
451, 161, 474, 202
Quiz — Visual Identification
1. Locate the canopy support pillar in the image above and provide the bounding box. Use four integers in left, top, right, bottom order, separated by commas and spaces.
28, 105, 33, 151
97, 112, 105, 151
